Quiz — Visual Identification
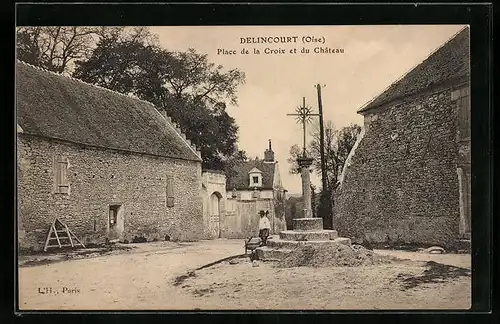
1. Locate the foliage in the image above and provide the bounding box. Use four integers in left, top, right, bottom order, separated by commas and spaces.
287, 144, 306, 174
287, 121, 361, 228
285, 196, 303, 230
71, 27, 246, 170
221, 150, 249, 181
18, 26, 247, 171
288, 121, 362, 191
16, 26, 105, 74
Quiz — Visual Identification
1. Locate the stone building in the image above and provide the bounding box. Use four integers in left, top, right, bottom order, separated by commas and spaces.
16, 62, 205, 251
334, 27, 470, 248
222, 140, 287, 238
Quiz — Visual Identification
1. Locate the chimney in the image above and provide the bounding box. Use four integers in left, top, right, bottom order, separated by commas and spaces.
264, 139, 275, 162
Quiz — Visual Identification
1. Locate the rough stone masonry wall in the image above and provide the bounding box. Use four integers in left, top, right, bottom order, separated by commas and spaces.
334, 86, 462, 248
17, 135, 203, 251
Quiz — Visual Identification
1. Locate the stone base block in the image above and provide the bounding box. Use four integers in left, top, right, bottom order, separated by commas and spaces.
256, 238, 352, 261
254, 246, 293, 261
279, 229, 337, 241
293, 218, 323, 231
325, 230, 339, 240
332, 237, 352, 246
267, 236, 351, 249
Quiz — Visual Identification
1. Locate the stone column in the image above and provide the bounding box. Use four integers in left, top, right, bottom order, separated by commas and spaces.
297, 156, 314, 218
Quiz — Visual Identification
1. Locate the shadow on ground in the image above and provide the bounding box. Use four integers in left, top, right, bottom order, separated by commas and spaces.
18, 244, 134, 267
394, 260, 471, 290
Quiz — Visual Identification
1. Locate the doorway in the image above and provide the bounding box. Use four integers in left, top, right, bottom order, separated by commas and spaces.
209, 192, 222, 238
108, 204, 124, 242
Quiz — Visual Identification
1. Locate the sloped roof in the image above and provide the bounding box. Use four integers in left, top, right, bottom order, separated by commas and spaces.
227, 160, 276, 190
16, 62, 201, 162
358, 27, 470, 114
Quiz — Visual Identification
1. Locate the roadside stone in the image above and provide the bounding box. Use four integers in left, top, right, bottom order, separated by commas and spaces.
426, 246, 446, 254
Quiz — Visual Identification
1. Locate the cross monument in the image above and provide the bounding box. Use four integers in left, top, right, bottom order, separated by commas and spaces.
287, 97, 319, 218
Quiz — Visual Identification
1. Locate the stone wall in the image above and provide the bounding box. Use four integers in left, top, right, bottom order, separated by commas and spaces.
223, 196, 286, 238
201, 171, 227, 239
334, 84, 468, 248
17, 135, 203, 251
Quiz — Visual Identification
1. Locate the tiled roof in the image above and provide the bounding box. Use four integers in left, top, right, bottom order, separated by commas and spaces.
358, 27, 470, 114
16, 62, 201, 162
226, 159, 276, 190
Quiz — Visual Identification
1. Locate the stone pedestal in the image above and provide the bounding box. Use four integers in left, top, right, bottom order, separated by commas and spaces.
254, 153, 351, 261
293, 217, 323, 231
256, 196, 351, 259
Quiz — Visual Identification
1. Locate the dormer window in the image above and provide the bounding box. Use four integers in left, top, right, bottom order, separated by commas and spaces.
248, 167, 262, 188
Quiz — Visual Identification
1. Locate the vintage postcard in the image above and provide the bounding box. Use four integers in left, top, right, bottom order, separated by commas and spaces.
16, 25, 471, 310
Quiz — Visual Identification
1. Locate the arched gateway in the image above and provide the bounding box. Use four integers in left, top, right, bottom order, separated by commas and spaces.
209, 191, 222, 238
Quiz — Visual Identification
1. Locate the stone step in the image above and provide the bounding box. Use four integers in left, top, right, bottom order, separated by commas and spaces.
267, 238, 350, 249
332, 237, 352, 246
256, 238, 353, 261
293, 218, 323, 231
279, 229, 337, 241
254, 246, 293, 261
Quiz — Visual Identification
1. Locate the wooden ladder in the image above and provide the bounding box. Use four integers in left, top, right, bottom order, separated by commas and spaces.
43, 218, 86, 252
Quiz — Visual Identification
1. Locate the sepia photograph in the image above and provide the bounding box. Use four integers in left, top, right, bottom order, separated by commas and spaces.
16, 24, 472, 310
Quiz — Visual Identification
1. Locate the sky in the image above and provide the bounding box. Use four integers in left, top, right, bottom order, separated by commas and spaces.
150, 25, 465, 194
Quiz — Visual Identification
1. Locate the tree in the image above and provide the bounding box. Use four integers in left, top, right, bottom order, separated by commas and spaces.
287, 122, 362, 224
288, 121, 361, 189
222, 149, 248, 180
287, 144, 305, 174
310, 122, 361, 191
16, 26, 104, 74
73, 27, 246, 170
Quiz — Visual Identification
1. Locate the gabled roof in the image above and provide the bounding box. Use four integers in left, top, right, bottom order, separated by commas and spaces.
248, 167, 262, 174
16, 62, 201, 162
358, 27, 470, 114
227, 159, 275, 190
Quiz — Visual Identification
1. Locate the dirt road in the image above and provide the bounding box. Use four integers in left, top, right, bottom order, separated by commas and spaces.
18, 239, 471, 310
18, 239, 244, 310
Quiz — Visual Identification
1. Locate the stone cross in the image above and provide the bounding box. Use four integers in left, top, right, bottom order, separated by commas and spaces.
287, 97, 318, 218
287, 97, 320, 157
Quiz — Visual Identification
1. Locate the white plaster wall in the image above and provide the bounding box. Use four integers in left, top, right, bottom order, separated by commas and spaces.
234, 189, 273, 201
201, 171, 227, 238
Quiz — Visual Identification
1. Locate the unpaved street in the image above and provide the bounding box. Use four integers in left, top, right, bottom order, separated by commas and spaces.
18, 239, 471, 310
18, 239, 244, 310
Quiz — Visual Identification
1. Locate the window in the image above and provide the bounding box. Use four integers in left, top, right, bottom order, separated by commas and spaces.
109, 205, 119, 225
166, 175, 174, 207
54, 156, 69, 194
253, 176, 259, 184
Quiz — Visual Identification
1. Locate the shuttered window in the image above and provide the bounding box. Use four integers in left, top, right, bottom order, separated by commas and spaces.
166, 176, 174, 207
54, 156, 69, 194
